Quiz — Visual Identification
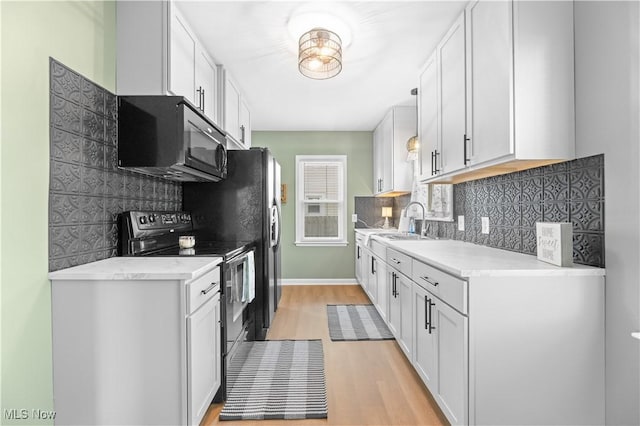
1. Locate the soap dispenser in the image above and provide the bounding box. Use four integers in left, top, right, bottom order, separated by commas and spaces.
408, 217, 416, 234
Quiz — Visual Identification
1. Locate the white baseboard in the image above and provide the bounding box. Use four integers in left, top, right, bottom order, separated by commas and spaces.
281, 279, 358, 286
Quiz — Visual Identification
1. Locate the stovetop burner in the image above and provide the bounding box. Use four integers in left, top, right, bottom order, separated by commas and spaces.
144, 240, 254, 259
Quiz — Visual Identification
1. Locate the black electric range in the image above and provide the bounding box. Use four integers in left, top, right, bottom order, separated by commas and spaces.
118, 210, 256, 403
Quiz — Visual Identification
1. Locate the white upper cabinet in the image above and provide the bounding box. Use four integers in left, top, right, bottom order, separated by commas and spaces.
117, 1, 221, 127
222, 70, 252, 150
373, 106, 415, 195
224, 74, 240, 142
195, 50, 218, 119
419, 0, 575, 184
438, 12, 467, 175
170, 11, 196, 105
239, 98, 252, 148
465, 0, 512, 165
418, 53, 440, 180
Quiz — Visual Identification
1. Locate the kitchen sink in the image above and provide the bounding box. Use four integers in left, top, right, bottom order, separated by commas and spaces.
373, 233, 427, 241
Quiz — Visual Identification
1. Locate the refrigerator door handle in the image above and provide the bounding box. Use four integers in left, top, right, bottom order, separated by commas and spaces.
274, 202, 282, 248
270, 204, 277, 247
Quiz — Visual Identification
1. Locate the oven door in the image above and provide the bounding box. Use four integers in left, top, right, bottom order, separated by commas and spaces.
223, 250, 252, 356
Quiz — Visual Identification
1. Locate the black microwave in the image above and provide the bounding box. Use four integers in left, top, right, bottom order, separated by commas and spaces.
118, 96, 227, 182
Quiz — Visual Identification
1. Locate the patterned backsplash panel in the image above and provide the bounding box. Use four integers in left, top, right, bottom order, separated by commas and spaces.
423, 155, 605, 267
48, 58, 182, 271
354, 197, 394, 228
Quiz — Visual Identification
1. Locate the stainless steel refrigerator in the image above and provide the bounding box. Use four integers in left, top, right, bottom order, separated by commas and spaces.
183, 147, 282, 340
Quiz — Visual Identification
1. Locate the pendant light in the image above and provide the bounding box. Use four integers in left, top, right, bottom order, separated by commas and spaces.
406, 88, 419, 154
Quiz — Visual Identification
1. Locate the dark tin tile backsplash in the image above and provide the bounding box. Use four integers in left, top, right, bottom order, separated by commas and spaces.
424, 155, 605, 267
354, 193, 411, 229
48, 58, 182, 271
356, 156, 604, 267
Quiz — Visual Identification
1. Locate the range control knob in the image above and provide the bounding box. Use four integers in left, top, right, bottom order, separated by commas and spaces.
148, 214, 156, 223
139, 216, 148, 225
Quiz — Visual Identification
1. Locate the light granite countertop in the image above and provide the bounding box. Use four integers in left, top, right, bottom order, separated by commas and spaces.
355, 229, 605, 278
48, 256, 223, 281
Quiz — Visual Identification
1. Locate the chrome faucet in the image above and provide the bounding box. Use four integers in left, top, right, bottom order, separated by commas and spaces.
404, 201, 426, 236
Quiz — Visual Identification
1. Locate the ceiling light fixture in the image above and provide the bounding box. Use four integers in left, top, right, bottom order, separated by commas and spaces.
406, 88, 419, 156
298, 27, 342, 80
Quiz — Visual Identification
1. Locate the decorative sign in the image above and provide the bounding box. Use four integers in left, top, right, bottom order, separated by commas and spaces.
536, 222, 573, 267
281, 184, 287, 204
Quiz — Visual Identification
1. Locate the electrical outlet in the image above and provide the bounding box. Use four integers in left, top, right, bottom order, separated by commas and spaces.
458, 215, 465, 231
481, 217, 490, 234
351, 214, 358, 223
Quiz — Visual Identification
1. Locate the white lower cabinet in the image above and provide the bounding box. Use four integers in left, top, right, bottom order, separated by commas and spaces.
397, 273, 413, 359
355, 231, 605, 425
366, 252, 378, 304
355, 242, 364, 285
375, 259, 388, 322
49, 260, 223, 426
413, 271, 468, 425
388, 268, 413, 360
413, 283, 437, 389
432, 292, 468, 425
187, 290, 221, 425
388, 269, 401, 338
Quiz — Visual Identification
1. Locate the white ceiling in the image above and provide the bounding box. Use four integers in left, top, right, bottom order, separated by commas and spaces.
177, 1, 467, 131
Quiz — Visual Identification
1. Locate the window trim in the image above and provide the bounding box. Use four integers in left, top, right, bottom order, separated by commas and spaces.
295, 155, 348, 247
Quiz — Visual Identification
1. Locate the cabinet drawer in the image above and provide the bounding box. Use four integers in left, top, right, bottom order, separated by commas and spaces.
370, 240, 387, 259
186, 266, 221, 314
387, 248, 412, 277
412, 260, 467, 314
355, 232, 365, 244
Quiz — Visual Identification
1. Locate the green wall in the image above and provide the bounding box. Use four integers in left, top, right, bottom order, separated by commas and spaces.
1, 1, 115, 421
253, 132, 373, 280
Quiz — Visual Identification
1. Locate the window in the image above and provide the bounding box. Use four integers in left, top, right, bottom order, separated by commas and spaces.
295, 155, 347, 246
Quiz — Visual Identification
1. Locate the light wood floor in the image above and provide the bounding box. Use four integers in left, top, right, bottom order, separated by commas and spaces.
202, 285, 448, 426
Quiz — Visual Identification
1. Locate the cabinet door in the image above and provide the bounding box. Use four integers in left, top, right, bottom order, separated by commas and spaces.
359, 248, 370, 293
434, 298, 468, 425
413, 284, 437, 389
397, 273, 413, 359
355, 243, 363, 285
367, 255, 378, 304
372, 122, 383, 193
170, 11, 196, 104
466, 0, 512, 165
419, 52, 440, 179
375, 260, 388, 322
438, 12, 467, 174
380, 112, 394, 193
387, 270, 401, 338
239, 99, 251, 148
187, 291, 221, 426
224, 76, 240, 142
195, 50, 218, 123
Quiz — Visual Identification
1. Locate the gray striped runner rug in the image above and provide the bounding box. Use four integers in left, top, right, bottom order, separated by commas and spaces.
327, 304, 394, 341
219, 340, 327, 421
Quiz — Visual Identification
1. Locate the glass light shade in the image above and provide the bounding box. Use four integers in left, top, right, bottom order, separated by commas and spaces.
406, 135, 419, 153
298, 28, 342, 80
381, 207, 393, 218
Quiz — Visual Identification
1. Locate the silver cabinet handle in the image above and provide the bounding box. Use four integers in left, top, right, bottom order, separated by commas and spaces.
420, 276, 439, 287
201, 283, 217, 295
